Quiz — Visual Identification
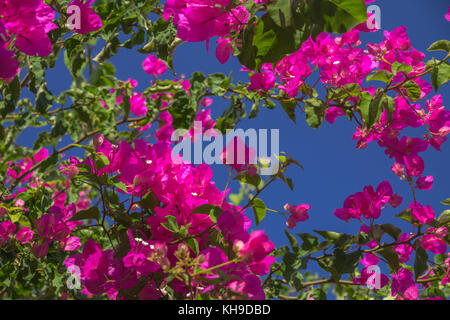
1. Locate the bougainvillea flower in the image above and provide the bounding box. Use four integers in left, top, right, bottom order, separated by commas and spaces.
216, 38, 233, 64
334, 181, 401, 221
221, 136, 257, 174
421, 234, 447, 255
409, 201, 435, 225
391, 268, 418, 300
394, 233, 414, 263
284, 203, 311, 229
239, 230, 274, 264
142, 55, 167, 76
415, 175, 433, 190
0, 46, 20, 82
68, 0, 102, 34
16, 227, 34, 245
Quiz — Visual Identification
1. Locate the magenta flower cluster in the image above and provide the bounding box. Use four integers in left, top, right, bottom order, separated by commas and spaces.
0, 0, 101, 82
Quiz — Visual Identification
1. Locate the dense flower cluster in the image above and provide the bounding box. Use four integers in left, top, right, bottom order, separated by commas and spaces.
2, 146, 90, 258
0, 0, 101, 82
59, 107, 275, 299
334, 181, 402, 222
283, 203, 310, 230
67, 0, 102, 35
0, 0, 448, 301
0, 0, 56, 81
163, 0, 250, 63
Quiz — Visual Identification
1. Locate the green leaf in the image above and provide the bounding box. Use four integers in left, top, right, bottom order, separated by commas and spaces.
252, 18, 277, 58
35, 85, 54, 114
434, 254, 447, 265
28, 56, 46, 93
327, 0, 368, 22
403, 80, 421, 101
391, 62, 412, 76
186, 238, 199, 256
329, 83, 361, 101
169, 90, 197, 129
284, 230, 300, 254
427, 40, 450, 52
308, 0, 367, 34
249, 97, 261, 119
394, 209, 413, 223
378, 247, 400, 272
122, 27, 145, 49
280, 99, 297, 123
414, 244, 428, 279
251, 198, 267, 226
342, 83, 362, 97
89, 62, 116, 87
208, 73, 230, 96
368, 225, 385, 243
441, 198, 450, 206
297, 233, 320, 251
192, 204, 223, 223
8, 212, 30, 228
38, 153, 60, 172
437, 210, 450, 227
95, 153, 111, 167
277, 171, 295, 191
285, 177, 294, 191
333, 248, 362, 274
8, 76, 21, 102
107, 179, 128, 193
431, 62, 450, 92
69, 207, 100, 222
215, 96, 246, 133
358, 91, 372, 126
140, 191, 160, 211
114, 229, 131, 259
264, 98, 276, 109
359, 90, 385, 128
234, 172, 262, 189
381, 223, 402, 241
161, 215, 179, 233
267, 0, 295, 28
228, 193, 243, 206
282, 252, 308, 280
382, 95, 395, 123
238, 11, 309, 70
366, 70, 393, 84
314, 230, 351, 248
71, 144, 95, 153
304, 98, 324, 128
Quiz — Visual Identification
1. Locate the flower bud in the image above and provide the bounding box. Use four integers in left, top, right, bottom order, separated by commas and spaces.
232, 240, 244, 255
435, 227, 448, 239
93, 134, 104, 149
445, 255, 450, 269
391, 162, 404, 177
14, 199, 25, 207
67, 165, 79, 179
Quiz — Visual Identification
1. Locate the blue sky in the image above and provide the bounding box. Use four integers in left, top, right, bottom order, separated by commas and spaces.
16, 0, 450, 282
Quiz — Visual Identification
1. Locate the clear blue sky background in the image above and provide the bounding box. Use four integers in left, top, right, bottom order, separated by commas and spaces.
17, 0, 450, 281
